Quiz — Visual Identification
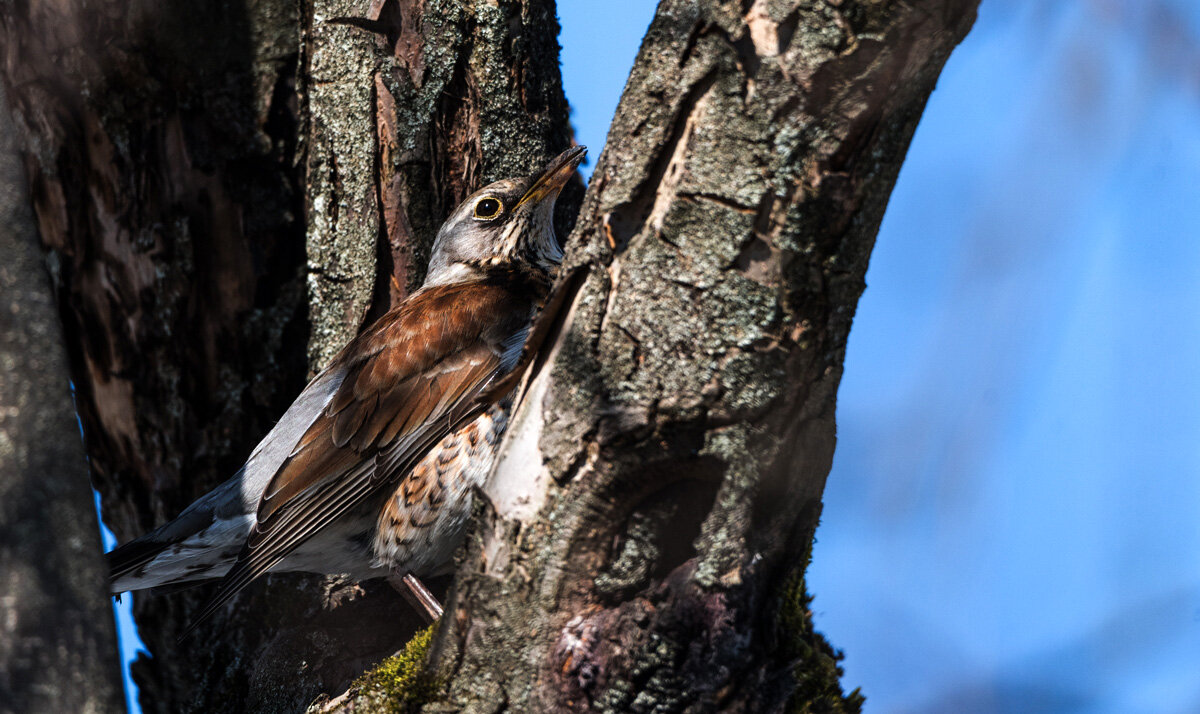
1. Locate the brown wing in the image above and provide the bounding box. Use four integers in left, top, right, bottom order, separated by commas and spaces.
184, 280, 535, 632
255, 346, 498, 524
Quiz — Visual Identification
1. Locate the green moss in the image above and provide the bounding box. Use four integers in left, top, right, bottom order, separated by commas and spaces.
779, 571, 865, 714
344, 625, 442, 714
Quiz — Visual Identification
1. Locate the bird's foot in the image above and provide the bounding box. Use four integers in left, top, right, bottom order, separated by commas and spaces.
389, 571, 443, 623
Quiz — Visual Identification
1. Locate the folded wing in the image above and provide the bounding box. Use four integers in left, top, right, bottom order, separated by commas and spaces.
186, 279, 533, 631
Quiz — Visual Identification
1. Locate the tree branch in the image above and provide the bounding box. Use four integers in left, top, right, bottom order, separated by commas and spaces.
429, 1, 979, 711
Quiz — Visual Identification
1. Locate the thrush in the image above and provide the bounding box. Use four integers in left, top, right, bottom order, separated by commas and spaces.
108, 146, 586, 628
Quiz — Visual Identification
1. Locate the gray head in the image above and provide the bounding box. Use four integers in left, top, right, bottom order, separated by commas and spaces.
424, 146, 586, 288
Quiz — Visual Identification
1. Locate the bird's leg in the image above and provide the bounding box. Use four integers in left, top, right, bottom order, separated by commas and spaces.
389, 571, 443, 623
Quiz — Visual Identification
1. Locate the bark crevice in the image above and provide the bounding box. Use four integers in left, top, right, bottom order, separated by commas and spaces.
0, 0, 574, 710
427, 1, 979, 712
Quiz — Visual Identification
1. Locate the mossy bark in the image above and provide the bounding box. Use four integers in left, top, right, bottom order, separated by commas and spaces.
0, 0, 572, 711
421, 1, 978, 712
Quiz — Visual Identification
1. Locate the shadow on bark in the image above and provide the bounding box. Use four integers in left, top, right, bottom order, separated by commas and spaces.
0, 0, 576, 710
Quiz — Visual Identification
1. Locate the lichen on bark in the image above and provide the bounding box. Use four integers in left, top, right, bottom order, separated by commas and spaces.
305, 0, 580, 371
0, 0, 576, 709
305, 0, 384, 369
424, 1, 980, 712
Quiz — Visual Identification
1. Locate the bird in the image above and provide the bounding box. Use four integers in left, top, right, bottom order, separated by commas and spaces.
107, 146, 586, 629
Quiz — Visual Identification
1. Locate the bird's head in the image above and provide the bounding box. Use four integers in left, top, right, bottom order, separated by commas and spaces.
424, 146, 586, 288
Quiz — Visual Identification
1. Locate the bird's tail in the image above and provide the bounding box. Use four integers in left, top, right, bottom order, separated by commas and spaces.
108, 537, 175, 591
107, 520, 246, 593
107, 476, 251, 594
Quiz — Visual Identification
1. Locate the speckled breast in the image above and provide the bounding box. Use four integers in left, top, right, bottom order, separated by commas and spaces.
370, 405, 508, 576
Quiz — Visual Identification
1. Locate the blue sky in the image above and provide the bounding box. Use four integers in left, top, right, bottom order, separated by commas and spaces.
97, 491, 147, 714
109, 1, 1200, 710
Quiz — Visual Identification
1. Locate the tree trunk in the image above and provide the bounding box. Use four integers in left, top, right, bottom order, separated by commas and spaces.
0, 0, 977, 711
423, 1, 978, 712
0, 80, 124, 714
0, 0, 573, 711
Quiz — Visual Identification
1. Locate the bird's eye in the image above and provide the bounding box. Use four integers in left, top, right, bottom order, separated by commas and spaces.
473, 197, 503, 220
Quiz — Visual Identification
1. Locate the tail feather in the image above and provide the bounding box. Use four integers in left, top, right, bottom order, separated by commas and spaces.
107, 474, 251, 593
108, 537, 173, 586
108, 517, 248, 592
109, 368, 346, 603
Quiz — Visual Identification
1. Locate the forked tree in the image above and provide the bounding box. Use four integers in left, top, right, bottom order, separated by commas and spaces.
0, 1, 977, 711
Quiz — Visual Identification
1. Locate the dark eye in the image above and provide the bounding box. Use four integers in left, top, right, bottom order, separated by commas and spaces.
474, 197, 503, 220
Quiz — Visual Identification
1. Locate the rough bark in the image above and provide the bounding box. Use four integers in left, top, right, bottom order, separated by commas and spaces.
304, 0, 580, 369
0, 0, 976, 710
0, 0, 574, 711
0, 80, 124, 714
423, 1, 978, 713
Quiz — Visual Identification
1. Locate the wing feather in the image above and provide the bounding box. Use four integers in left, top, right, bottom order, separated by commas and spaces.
185, 379, 489, 633
183, 278, 539, 633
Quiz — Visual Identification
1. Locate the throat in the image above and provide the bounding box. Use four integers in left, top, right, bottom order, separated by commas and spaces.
473, 261, 553, 302
420, 262, 488, 290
